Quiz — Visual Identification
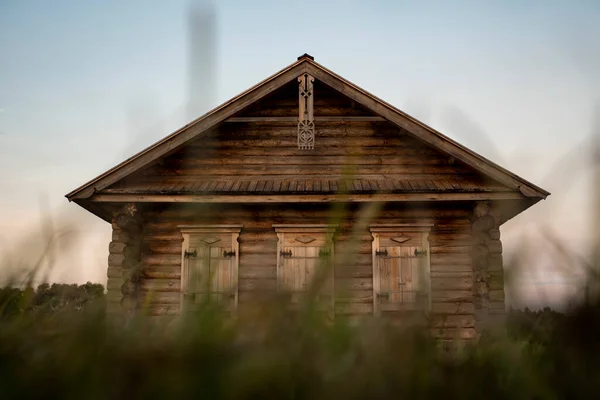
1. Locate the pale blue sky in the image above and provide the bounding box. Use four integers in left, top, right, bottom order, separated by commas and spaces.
1, 0, 599, 307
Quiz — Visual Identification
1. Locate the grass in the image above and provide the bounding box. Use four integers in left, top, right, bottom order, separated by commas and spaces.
1, 277, 600, 399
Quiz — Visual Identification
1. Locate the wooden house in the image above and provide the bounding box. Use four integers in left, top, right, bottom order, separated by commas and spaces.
66, 54, 549, 339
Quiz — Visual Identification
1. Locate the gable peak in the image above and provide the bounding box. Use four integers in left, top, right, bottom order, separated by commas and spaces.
297, 53, 314, 61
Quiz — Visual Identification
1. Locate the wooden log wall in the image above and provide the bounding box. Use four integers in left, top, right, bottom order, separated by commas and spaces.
119, 202, 494, 340
470, 202, 505, 334
106, 204, 144, 316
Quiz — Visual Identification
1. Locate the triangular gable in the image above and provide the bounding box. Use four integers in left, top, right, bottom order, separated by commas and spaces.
66, 54, 549, 201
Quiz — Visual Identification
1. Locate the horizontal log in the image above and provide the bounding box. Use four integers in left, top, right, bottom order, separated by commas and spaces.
238, 232, 279, 242
334, 289, 373, 303
239, 241, 278, 255
90, 192, 525, 203
239, 254, 277, 269
489, 229, 501, 240
431, 290, 473, 302
485, 240, 503, 254
143, 266, 181, 279
238, 279, 277, 292
187, 137, 415, 149
141, 164, 473, 176
335, 278, 373, 291
142, 232, 183, 241
147, 207, 471, 221
144, 241, 182, 254
141, 279, 181, 292
334, 242, 373, 254
336, 253, 372, 266
430, 264, 472, 273
239, 266, 276, 280
142, 217, 471, 232
430, 245, 471, 255
334, 265, 372, 279
431, 302, 475, 314
168, 155, 454, 167
109, 242, 127, 254
430, 271, 472, 279
431, 277, 473, 291
184, 146, 447, 157
107, 266, 122, 279
142, 254, 181, 266
225, 116, 386, 122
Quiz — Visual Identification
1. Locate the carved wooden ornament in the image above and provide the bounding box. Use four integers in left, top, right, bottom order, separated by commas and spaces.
294, 235, 316, 244
199, 236, 221, 244
391, 236, 410, 244
298, 73, 315, 150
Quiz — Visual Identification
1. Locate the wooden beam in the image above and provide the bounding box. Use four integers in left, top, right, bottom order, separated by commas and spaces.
225, 116, 386, 122
87, 192, 526, 204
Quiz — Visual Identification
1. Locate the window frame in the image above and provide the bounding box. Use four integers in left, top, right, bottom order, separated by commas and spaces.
370, 223, 433, 316
179, 225, 242, 313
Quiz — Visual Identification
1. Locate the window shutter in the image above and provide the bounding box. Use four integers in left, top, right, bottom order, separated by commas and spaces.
371, 225, 432, 315
376, 244, 424, 309
180, 226, 241, 313
274, 225, 336, 310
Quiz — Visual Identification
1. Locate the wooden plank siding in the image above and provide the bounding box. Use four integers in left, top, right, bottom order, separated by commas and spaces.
133, 203, 478, 338
106, 81, 515, 198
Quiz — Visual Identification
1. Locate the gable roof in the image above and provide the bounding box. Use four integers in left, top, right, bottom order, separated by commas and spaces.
66, 54, 550, 202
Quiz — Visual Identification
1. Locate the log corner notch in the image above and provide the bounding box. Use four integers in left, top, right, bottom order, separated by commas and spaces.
107, 203, 144, 317
470, 201, 505, 335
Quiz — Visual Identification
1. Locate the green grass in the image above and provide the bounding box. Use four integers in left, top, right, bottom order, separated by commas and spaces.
1, 282, 600, 399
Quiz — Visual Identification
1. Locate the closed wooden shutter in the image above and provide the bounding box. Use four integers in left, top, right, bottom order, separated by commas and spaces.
181, 226, 241, 312
371, 225, 432, 315
275, 225, 336, 310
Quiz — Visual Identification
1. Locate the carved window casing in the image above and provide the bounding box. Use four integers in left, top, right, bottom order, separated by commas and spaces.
179, 225, 242, 312
370, 224, 432, 315
274, 225, 336, 309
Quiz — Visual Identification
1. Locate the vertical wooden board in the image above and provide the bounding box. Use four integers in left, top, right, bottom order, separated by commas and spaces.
378, 252, 390, 304
296, 246, 306, 292
399, 246, 411, 303
388, 246, 400, 303
305, 246, 317, 290
189, 246, 207, 296
215, 246, 231, 305
282, 246, 295, 291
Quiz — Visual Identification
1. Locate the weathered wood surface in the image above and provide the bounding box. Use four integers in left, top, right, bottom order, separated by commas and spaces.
106, 115, 515, 197
128, 202, 483, 337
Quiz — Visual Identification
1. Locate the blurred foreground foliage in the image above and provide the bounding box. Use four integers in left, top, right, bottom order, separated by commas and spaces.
0, 283, 599, 399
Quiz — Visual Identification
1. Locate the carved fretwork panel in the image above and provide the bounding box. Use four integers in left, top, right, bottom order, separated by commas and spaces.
298, 73, 315, 150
